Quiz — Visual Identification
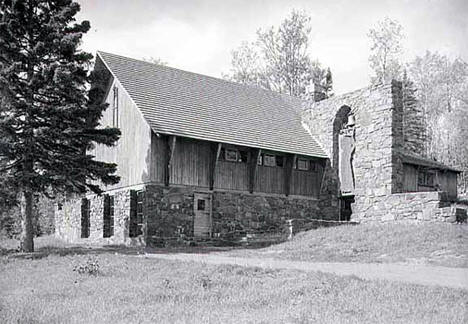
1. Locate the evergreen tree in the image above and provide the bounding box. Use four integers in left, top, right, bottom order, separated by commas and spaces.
0, 0, 120, 252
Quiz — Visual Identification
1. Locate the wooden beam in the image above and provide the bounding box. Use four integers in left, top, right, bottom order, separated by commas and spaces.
164, 135, 177, 187
249, 148, 261, 193
209, 143, 222, 190
284, 154, 296, 196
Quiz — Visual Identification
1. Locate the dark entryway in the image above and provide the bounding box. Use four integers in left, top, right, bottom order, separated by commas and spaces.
339, 196, 354, 221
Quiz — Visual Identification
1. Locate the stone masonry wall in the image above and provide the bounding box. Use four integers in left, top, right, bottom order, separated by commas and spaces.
354, 191, 466, 223
55, 187, 142, 245
144, 184, 321, 244
302, 82, 401, 220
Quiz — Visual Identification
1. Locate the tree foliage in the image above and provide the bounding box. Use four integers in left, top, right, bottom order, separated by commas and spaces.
0, 0, 121, 250
225, 10, 332, 99
368, 17, 404, 85
407, 51, 468, 171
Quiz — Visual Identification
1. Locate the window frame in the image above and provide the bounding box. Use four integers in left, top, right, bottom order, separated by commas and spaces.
103, 194, 115, 238
112, 86, 119, 128
80, 198, 90, 238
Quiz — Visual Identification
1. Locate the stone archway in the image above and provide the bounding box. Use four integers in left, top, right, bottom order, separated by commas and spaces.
333, 106, 355, 220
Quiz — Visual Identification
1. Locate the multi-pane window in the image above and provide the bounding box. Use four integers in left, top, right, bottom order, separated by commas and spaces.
112, 86, 119, 127
220, 148, 248, 163
80, 198, 90, 238
294, 158, 318, 172
103, 194, 114, 238
418, 170, 435, 187
129, 190, 144, 237
258, 153, 284, 168
296, 159, 309, 171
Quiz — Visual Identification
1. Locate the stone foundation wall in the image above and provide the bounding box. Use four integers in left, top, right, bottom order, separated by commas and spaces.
353, 191, 466, 223
143, 184, 322, 244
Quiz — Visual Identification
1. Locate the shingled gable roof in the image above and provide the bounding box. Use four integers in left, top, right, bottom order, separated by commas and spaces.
96, 51, 327, 158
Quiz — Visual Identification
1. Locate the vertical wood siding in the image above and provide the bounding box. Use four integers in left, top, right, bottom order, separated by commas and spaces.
255, 166, 285, 194
169, 138, 210, 187
91, 79, 153, 188
403, 163, 458, 199
214, 161, 249, 191
403, 164, 418, 192
290, 169, 322, 197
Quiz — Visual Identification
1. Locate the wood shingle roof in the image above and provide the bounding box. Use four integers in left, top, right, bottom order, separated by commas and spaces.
97, 51, 327, 158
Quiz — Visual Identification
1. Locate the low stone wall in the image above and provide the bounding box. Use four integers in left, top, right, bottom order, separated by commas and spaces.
353, 191, 467, 223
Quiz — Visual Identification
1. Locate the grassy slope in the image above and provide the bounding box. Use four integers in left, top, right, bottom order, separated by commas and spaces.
229, 223, 468, 267
0, 252, 467, 324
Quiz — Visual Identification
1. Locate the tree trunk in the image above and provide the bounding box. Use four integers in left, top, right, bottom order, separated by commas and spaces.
20, 190, 34, 252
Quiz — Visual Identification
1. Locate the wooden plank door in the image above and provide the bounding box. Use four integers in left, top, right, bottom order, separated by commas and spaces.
193, 193, 212, 238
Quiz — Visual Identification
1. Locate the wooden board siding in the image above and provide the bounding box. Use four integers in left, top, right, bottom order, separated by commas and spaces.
169, 137, 210, 187
403, 163, 458, 199
290, 169, 322, 197
403, 164, 418, 192
149, 134, 323, 197
439, 171, 458, 200
214, 161, 249, 191
91, 78, 153, 188
255, 166, 285, 194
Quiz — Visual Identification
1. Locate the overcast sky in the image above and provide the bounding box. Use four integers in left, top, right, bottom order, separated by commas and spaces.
76, 0, 467, 94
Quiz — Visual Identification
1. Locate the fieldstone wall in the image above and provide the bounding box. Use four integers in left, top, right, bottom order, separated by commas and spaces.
302, 81, 404, 220
354, 191, 467, 223
55, 188, 141, 245
144, 184, 321, 244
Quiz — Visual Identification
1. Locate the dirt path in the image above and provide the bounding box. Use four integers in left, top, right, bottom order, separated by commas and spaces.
143, 253, 468, 290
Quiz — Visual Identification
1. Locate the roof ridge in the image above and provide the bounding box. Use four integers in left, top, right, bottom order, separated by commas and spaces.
96, 50, 304, 103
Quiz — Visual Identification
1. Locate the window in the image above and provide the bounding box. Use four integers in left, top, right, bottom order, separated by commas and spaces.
112, 86, 119, 127
296, 159, 309, 171
222, 148, 248, 163
103, 194, 114, 238
418, 170, 435, 187
225, 149, 237, 162
197, 199, 206, 211
263, 154, 276, 167
80, 198, 90, 238
129, 190, 144, 237
257, 153, 284, 167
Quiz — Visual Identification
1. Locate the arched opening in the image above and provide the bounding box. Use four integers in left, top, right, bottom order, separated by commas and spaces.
332, 105, 355, 221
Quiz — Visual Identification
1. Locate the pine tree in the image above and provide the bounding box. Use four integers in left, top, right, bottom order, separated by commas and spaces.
0, 0, 120, 252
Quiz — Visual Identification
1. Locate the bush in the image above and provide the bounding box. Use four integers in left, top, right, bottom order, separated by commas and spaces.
73, 257, 100, 276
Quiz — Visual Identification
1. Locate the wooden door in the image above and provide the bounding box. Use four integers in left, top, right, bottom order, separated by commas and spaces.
193, 193, 212, 238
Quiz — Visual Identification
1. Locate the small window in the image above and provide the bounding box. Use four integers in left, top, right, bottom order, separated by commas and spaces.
296, 159, 309, 171
197, 199, 205, 211
418, 169, 435, 187
129, 190, 144, 237
103, 194, 114, 238
81, 198, 90, 238
263, 154, 276, 167
224, 148, 248, 163
112, 86, 119, 127
225, 149, 238, 162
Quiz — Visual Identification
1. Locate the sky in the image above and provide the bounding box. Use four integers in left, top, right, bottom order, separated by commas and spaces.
76, 0, 468, 95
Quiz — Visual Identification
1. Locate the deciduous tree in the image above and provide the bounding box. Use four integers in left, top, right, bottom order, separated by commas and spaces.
225, 10, 331, 99
368, 17, 404, 85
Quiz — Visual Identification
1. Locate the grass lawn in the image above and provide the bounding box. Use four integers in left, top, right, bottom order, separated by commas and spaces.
1, 249, 467, 324
227, 222, 468, 268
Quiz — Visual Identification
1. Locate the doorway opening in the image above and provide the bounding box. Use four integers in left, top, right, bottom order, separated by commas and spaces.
339, 196, 354, 221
